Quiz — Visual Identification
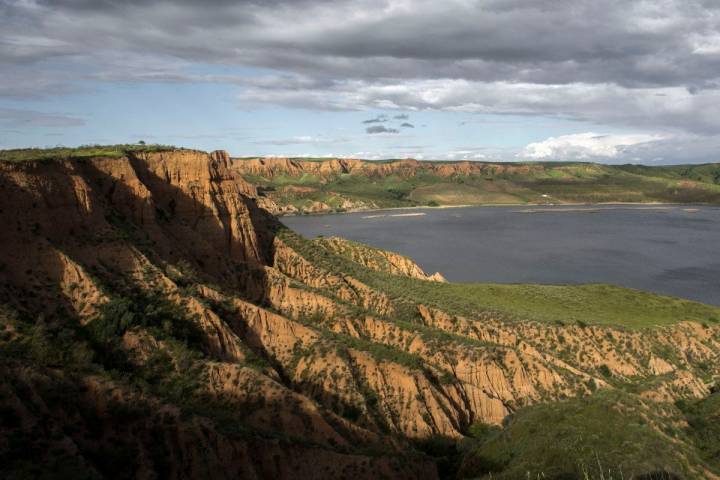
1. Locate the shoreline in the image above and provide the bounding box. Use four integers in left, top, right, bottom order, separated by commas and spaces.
276, 201, 718, 217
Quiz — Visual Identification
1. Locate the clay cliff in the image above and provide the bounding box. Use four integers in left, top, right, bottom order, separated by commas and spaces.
315, 236, 446, 282
232, 157, 543, 179
1, 148, 719, 479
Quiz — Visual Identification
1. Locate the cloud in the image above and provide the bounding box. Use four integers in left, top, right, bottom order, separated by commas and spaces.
365, 125, 399, 134
237, 77, 720, 134
519, 132, 663, 161
4, 2, 720, 88
388, 144, 427, 150
0, 108, 85, 127
256, 135, 348, 145
4, 0, 720, 155
612, 134, 720, 164
400, 122, 414, 128
343, 146, 499, 161
446, 150, 489, 160
362, 114, 388, 124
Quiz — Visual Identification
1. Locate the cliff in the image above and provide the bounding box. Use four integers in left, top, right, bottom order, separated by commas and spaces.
1, 147, 719, 479
315, 236, 446, 282
233, 157, 543, 179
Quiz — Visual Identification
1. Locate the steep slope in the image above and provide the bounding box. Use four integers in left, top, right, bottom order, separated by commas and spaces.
0, 150, 434, 479
1, 147, 719, 479
315, 236, 446, 282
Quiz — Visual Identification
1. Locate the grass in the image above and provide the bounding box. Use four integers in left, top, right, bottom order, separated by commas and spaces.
678, 391, 720, 468
459, 389, 713, 479
0, 144, 178, 163
281, 228, 720, 328
408, 182, 524, 204
390, 282, 720, 328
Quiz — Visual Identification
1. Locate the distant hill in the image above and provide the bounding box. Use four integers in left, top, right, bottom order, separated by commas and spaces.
231, 157, 720, 214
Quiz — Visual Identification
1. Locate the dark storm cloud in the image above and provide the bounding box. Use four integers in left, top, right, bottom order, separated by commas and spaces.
3, 0, 720, 134
4, 0, 718, 85
400, 122, 414, 128
366, 125, 399, 134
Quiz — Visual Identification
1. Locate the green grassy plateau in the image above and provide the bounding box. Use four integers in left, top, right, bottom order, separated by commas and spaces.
0, 144, 177, 163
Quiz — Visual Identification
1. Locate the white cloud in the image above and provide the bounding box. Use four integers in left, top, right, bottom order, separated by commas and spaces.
618, 134, 720, 164
265, 135, 337, 145
691, 34, 720, 55
237, 78, 720, 134
520, 132, 662, 160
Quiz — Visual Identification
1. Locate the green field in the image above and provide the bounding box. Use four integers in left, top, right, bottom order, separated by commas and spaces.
376, 282, 720, 328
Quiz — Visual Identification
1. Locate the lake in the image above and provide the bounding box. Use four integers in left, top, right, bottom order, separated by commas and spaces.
282, 205, 720, 306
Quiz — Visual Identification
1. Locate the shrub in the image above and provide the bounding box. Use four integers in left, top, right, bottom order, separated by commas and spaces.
88, 290, 204, 351
467, 421, 501, 442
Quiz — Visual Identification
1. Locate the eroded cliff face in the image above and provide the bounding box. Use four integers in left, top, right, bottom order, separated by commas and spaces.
0, 362, 431, 480
315, 236, 446, 282
0, 150, 436, 479
1, 149, 718, 479
232, 157, 544, 179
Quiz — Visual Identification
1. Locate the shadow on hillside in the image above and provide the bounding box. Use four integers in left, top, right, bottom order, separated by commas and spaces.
82, 154, 282, 299
0, 152, 284, 319
0, 161, 96, 320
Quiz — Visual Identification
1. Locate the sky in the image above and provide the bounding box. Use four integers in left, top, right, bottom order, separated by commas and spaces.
2, 0, 720, 163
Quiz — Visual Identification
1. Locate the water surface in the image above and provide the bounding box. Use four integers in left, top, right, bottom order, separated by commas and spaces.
282, 205, 720, 305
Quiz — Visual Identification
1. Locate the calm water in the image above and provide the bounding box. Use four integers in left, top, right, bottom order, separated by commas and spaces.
282, 205, 720, 306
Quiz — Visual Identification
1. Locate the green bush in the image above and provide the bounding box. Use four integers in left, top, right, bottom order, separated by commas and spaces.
89, 291, 203, 349
467, 421, 501, 441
